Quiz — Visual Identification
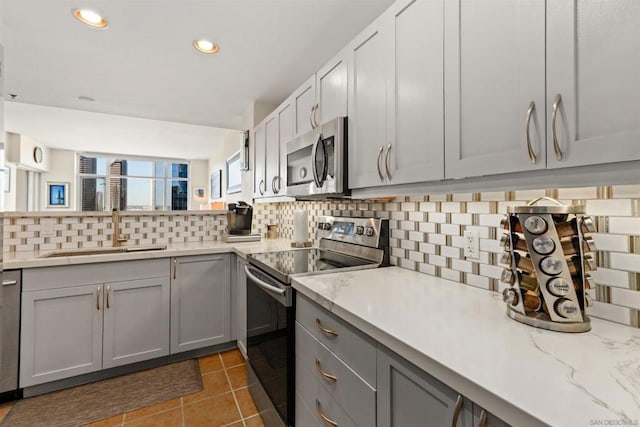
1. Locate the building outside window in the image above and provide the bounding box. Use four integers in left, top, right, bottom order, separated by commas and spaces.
78, 155, 189, 211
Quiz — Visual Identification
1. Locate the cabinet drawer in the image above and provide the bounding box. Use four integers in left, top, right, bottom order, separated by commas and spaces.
296, 360, 359, 427
23, 259, 169, 292
296, 295, 376, 385
296, 322, 375, 427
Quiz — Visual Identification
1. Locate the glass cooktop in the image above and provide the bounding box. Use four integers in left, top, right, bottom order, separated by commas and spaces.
248, 248, 377, 284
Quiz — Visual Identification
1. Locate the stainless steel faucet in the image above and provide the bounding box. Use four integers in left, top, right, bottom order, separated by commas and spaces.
112, 208, 129, 247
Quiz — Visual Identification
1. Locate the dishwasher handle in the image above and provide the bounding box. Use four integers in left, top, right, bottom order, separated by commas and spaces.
245, 266, 286, 296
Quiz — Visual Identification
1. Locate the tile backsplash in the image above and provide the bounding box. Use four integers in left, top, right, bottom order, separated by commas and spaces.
3, 211, 228, 252
253, 185, 640, 328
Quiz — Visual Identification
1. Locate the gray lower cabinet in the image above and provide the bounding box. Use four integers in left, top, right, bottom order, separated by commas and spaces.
235, 256, 247, 357
170, 254, 231, 354
377, 346, 473, 427
20, 284, 103, 387
20, 259, 170, 388
103, 277, 170, 369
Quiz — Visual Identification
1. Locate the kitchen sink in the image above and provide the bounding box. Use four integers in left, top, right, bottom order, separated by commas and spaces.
40, 244, 168, 258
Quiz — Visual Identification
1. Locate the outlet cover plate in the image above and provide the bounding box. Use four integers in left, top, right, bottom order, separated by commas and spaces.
464, 230, 479, 259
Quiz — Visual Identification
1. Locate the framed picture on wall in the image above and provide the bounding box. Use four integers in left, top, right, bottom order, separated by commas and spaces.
210, 170, 222, 199
47, 182, 70, 208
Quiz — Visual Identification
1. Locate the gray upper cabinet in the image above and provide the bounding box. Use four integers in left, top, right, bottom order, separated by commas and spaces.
385, 0, 445, 185
348, 16, 389, 189
444, 0, 546, 179
170, 255, 231, 354
293, 75, 316, 138
20, 284, 103, 387
277, 99, 293, 196
377, 346, 473, 427
546, 0, 640, 168
253, 123, 266, 197
316, 51, 348, 124
103, 277, 170, 369
264, 115, 279, 197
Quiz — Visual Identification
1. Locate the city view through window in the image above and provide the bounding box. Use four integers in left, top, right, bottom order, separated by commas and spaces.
79, 155, 189, 211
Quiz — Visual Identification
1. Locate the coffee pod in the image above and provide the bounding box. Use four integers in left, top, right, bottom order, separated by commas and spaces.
554, 298, 581, 319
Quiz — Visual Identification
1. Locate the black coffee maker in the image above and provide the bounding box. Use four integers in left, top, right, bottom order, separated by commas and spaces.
227, 201, 253, 235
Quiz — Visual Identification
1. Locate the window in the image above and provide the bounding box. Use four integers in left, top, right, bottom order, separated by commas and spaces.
79, 155, 189, 211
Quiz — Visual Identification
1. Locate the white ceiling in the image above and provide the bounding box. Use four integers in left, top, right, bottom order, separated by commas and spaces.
5, 102, 234, 160
3, 0, 394, 129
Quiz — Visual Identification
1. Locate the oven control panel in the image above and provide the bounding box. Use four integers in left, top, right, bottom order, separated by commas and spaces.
316, 216, 388, 249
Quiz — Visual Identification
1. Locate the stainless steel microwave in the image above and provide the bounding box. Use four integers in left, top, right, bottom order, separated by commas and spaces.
286, 116, 348, 198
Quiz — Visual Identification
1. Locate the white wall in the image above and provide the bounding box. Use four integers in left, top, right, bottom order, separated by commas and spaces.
39, 149, 76, 211
189, 159, 209, 209
5, 132, 50, 172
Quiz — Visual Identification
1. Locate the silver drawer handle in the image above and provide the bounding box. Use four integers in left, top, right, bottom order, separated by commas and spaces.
96, 285, 102, 311
376, 146, 384, 182
106, 285, 111, 309
452, 395, 463, 427
316, 399, 338, 427
478, 409, 488, 427
551, 94, 563, 161
315, 359, 338, 382
2, 280, 17, 287
315, 318, 338, 337
525, 101, 537, 164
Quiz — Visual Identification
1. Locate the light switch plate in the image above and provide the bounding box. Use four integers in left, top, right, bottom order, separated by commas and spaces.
464, 230, 479, 259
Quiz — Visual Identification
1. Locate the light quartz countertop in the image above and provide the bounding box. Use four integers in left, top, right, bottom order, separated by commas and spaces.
292, 267, 640, 427
3, 238, 293, 269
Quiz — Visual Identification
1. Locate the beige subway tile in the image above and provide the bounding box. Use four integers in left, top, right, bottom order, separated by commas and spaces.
408, 251, 425, 263
408, 211, 426, 222
440, 246, 462, 259
609, 218, 640, 236
609, 253, 640, 272
427, 233, 446, 245
419, 242, 437, 255
479, 263, 503, 280
440, 202, 461, 213
399, 258, 417, 271
408, 231, 425, 242
451, 258, 473, 273
428, 194, 448, 202
440, 223, 460, 236
466, 202, 492, 214
428, 254, 447, 267
441, 268, 461, 282
557, 186, 599, 200
588, 301, 631, 325
590, 234, 629, 253
451, 213, 473, 225
480, 238, 502, 254
418, 222, 437, 233
513, 189, 546, 201
418, 263, 437, 276
391, 229, 407, 239
586, 199, 636, 217
480, 191, 506, 201
419, 202, 438, 212
428, 212, 448, 224
401, 240, 417, 251
466, 273, 491, 290
451, 193, 474, 202
612, 184, 640, 199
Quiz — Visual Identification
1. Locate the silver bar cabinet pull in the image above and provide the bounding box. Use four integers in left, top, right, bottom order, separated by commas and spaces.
315, 359, 338, 382
315, 318, 338, 337
377, 146, 385, 182
478, 409, 488, 427
106, 286, 111, 309
315, 399, 338, 427
173, 258, 178, 280
525, 101, 537, 164
312, 103, 320, 128
451, 394, 463, 427
310, 105, 317, 129
385, 143, 392, 180
2, 280, 17, 287
551, 94, 563, 161
96, 285, 102, 311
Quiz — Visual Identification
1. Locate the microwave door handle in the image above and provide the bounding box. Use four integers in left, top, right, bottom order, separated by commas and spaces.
311, 134, 321, 187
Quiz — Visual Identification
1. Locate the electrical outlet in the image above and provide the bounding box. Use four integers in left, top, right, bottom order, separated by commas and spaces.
41, 218, 55, 237
464, 230, 479, 259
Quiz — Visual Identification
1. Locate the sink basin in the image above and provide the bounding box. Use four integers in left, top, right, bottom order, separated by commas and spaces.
40, 244, 168, 258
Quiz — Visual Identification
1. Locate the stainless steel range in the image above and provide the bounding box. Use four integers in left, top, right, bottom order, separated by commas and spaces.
245, 216, 388, 427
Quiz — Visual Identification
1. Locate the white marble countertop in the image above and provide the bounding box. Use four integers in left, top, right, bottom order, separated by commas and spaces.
292, 267, 640, 427
3, 238, 293, 269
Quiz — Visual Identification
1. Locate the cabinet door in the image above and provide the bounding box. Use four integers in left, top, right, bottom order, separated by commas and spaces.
317, 51, 347, 124
277, 99, 293, 195
103, 277, 170, 369
264, 114, 279, 197
20, 285, 103, 387
253, 124, 266, 197
547, 1, 640, 168
473, 404, 511, 427
170, 255, 231, 354
348, 17, 389, 189
377, 347, 473, 427
236, 257, 248, 357
385, 0, 444, 185
444, 0, 546, 179
293, 75, 316, 138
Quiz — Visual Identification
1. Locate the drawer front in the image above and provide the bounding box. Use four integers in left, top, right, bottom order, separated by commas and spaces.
296, 360, 359, 427
296, 322, 376, 427
296, 294, 376, 385
23, 259, 170, 292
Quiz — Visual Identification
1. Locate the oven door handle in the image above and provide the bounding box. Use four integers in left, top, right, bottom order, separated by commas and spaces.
245, 266, 286, 296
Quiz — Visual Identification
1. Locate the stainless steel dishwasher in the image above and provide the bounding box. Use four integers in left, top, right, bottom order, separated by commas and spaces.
0, 269, 21, 400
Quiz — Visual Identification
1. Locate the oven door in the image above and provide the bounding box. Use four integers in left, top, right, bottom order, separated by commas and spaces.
245, 265, 294, 427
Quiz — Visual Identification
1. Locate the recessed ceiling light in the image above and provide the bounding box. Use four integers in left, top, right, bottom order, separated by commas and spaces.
73, 9, 108, 28
193, 40, 219, 54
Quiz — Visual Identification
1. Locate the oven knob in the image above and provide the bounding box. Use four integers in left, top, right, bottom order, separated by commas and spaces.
356, 226, 364, 235
323, 223, 332, 231
317, 222, 325, 230
365, 226, 375, 237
